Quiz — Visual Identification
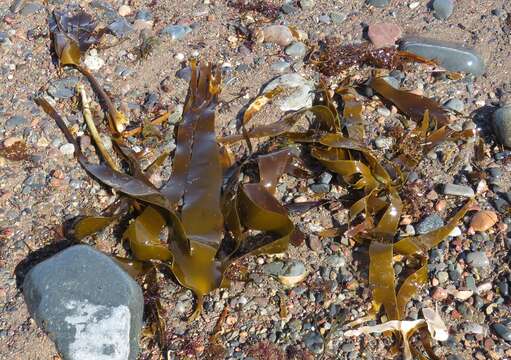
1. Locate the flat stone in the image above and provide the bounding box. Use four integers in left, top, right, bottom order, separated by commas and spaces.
262, 261, 285, 276
368, 23, 402, 48
326, 255, 346, 268
21, 2, 44, 16
261, 73, 314, 112
310, 183, 330, 193
399, 36, 485, 75
443, 183, 475, 197
161, 25, 192, 41
48, 77, 80, 99
299, 0, 315, 9
366, 0, 389, 7
59, 143, 75, 156
5, 115, 27, 129
176, 67, 192, 81
285, 42, 307, 59
466, 251, 490, 269
261, 25, 294, 47
444, 98, 464, 112
23, 245, 143, 360
416, 214, 444, 234
493, 323, 511, 342
270, 60, 291, 73
108, 17, 133, 38
304, 332, 324, 354
432, 0, 455, 20
492, 105, 511, 148
330, 12, 346, 25
464, 323, 485, 335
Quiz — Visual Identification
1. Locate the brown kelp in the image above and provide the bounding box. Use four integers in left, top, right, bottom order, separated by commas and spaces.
37, 61, 302, 334
219, 80, 475, 358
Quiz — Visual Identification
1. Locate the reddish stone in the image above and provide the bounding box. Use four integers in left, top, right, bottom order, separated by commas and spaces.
368, 23, 402, 48
432, 287, 448, 301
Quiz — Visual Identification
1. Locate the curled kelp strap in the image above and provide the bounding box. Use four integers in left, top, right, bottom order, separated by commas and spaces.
369, 77, 449, 127
337, 88, 365, 141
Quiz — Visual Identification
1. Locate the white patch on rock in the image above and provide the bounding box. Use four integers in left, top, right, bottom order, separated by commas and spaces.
83, 49, 105, 71
261, 73, 314, 112
64, 300, 130, 360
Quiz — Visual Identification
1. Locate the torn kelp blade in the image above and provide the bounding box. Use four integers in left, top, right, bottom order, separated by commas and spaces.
257, 148, 295, 194
235, 183, 293, 256
52, 32, 81, 66
396, 258, 428, 320
339, 91, 365, 141
319, 134, 394, 186
123, 206, 172, 261
311, 146, 378, 191
394, 200, 475, 256
369, 77, 449, 127
72, 215, 114, 240
369, 240, 399, 321
243, 86, 284, 125
219, 112, 302, 144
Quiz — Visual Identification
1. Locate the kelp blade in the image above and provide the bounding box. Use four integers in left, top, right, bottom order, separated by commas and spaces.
72, 215, 114, 240
369, 240, 399, 320
123, 206, 172, 261
369, 77, 449, 127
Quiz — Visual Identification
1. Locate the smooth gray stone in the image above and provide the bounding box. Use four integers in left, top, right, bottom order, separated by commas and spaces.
492, 106, 511, 148
493, 323, 511, 341
161, 25, 192, 40
23, 245, 143, 360
416, 214, 444, 235
466, 251, 490, 269
442, 183, 475, 197
444, 98, 464, 112
400, 36, 485, 75
285, 42, 307, 59
108, 17, 133, 38
366, 0, 389, 8
432, 0, 454, 20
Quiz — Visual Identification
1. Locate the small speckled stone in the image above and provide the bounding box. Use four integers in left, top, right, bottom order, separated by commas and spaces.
59, 143, 75, 156
416, 214, 444, 234
466, 251, 490, 269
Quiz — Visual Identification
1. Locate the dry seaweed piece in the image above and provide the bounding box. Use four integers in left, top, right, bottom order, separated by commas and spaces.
0, 140, 29, 161
369, 77, 450, 127
311, 40, 436, 76
48, 10, 128, 134
242, 87, 284, 126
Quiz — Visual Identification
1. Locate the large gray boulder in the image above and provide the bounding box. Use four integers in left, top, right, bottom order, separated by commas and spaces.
23, 245, 144, 360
